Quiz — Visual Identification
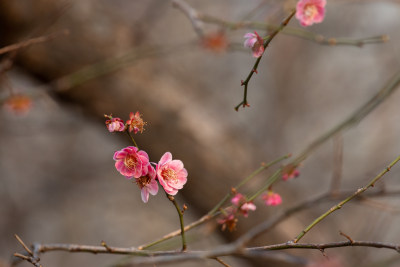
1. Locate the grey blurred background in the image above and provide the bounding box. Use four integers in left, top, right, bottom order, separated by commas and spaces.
1, 0, 400, 266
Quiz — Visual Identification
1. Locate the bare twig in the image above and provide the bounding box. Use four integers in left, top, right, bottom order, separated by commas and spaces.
172, 0, 204, 36
292, 155, 400, 243
213, 257, 232, 267
0, 31, 69, 56
13, 235, 42, 267
235, 9, 296, 110
330, 134, 343, 196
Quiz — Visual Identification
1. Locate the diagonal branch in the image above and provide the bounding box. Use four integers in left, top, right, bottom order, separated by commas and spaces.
235, 9, 296, 111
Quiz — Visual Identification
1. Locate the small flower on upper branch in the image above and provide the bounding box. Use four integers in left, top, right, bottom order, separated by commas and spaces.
3, 94, 32, 115
296, 0, 326, 27
202, 31, 229, 53
105, 115, 125, 132
136, 164, 159, 203
217, 207, 238, 232
262, 191, 282, 206
113, 146, 150, 179
126, 111, 146, 134
156, 152, 188, 195
243, 31, 264, 58
282, 164, 300, 181
231, 193, 256, 217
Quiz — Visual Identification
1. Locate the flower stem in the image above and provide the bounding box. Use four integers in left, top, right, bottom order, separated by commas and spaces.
166, 193, 187, 251
126, 131, 139, 149
208, 153, 291, 215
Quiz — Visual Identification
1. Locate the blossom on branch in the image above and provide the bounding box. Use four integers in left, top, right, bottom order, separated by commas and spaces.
136, 164, 159, 203
231, 193, 256, 217
113, 146, 150, 179
105, 117, 125, 132
282, 165, 300, 181
296, 0, 326, 27
243, 31, 264, 58
217, 207, 238, 232
262, 191, 282, 206
156, 152, 188, 195
126, 111, 146, 134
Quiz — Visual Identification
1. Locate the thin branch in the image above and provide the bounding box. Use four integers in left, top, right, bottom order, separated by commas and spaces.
13, 235, 42, 267
0, 31, 69, 55
172, 0, 204, 37
213, 257, 232, 267
247, 240, 400, 253
291, 69, 400, 167
199, 14, 388, 47
330, 134, 343, 197
208, 153, 291, 215
235, 9, 296, 111
292, 155, 400, 243
167, 194, 187, 251
119, 240, 400, 266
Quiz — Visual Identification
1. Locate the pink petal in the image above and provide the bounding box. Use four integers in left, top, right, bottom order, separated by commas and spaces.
141, 188, 150, 203
159, 152, 172, 166
169, 160, 184, 171
147, 181, 159, 195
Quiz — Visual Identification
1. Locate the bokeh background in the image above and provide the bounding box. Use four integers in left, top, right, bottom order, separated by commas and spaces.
1, 0, 400, 266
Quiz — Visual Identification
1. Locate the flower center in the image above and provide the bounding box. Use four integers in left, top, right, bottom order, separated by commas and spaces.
304, 4, 318, 19
162, 168, 178, 183
124, 155, 138, 170
136, 175, 151, 189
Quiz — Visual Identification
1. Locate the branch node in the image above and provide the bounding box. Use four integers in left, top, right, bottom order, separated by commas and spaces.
101, 240, 112, 252
339, 231, 354, 244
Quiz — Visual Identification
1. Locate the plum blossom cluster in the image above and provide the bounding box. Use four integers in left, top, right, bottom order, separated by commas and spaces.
218, 189, 284, 231
217, 192, 256, 231
296, 0, 326, 27
105, 111, 146, 134
108, 112, 188, 203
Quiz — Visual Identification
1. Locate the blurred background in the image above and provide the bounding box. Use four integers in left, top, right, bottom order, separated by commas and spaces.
1, 0, 400, 266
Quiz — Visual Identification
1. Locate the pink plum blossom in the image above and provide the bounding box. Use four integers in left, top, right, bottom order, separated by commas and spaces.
217, 207, 238, 232
156, 152, 188, 195
296, 0, 326, 27
231, 193, 256, 217
136, 164, 159, 203
282, 165, 300, 181
113, 146, 150, 179
262, 191, 282, 206
126, 111, 146, 134
243, 31, 264, 58
105, 117, 125, 132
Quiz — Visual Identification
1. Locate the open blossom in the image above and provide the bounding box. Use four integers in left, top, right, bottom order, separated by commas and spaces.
113, 146, 150, 179
243, 31, 264, 58
282, 165, 300, 181
156, 152, 188, 195
126, 111, 146, 134
136, 164, 159, 203
262, 191, 282, 206
296, 0, 326, 27
231, 193, 256, 217
105, 117, 125, 132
